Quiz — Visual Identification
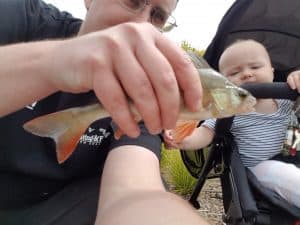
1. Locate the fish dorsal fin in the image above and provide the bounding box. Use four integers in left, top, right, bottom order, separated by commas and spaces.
185, 50, 211, 69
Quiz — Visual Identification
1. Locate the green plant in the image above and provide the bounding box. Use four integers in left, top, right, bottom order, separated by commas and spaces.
181, 41, 205, 56
160, 145, 197, 197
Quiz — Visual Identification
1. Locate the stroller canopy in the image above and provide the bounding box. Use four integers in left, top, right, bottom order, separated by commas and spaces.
204, 0, 300, 82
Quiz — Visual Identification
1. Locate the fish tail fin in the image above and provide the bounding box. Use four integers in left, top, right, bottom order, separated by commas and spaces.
55, 125, 87, 164
23, 108, 92, 164
172, 120, 199, 143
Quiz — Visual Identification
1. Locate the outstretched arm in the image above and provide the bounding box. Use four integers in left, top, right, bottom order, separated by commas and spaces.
163, 125, 215, 150
96, 145, 211, 225
0, 23, 202, 138
0, 41, 58, 116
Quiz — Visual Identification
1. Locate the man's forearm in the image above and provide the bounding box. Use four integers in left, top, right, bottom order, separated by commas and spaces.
0, 41, 59, 116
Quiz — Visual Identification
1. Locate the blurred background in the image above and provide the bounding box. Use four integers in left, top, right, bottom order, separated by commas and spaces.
44, 0, 235, 50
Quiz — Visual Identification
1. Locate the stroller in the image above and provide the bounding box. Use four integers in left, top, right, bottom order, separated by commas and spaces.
181, 0, 300, 224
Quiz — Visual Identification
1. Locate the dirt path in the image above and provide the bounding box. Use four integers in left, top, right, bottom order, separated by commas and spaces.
197, 178, 224, 225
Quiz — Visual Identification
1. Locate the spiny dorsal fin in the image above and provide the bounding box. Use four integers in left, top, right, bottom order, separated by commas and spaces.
185, 50, 211, 69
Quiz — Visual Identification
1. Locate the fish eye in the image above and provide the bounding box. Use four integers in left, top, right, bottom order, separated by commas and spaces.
238, 89, 248, 98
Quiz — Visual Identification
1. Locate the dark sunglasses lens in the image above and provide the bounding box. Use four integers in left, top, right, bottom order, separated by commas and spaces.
151, 8, 168, 28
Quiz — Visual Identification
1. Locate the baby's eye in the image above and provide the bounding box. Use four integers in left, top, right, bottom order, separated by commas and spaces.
228, 71, 239, 76
251, 64, 262, 70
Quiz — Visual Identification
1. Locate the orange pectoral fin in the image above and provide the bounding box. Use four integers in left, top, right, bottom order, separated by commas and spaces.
172, 120, 199, 143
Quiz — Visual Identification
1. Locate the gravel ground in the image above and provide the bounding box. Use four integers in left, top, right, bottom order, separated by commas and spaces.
196, 178, 224, 225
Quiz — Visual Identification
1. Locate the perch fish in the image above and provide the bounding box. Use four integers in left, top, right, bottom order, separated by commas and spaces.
23, 51, 256, 163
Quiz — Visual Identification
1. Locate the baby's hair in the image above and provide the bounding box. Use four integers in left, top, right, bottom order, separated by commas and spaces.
226, 39, 268, 52
218, 39, 273, 71
223, 39, 271, 60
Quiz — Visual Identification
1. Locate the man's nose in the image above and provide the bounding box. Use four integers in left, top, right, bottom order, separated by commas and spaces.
133, 6, 152, 23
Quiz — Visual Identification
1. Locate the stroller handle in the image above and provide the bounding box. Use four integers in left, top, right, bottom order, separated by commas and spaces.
241, 82, 299, 101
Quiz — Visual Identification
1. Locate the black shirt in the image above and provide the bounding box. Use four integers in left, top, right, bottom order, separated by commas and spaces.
0, 0, 161, 209
0, 0, 81, 45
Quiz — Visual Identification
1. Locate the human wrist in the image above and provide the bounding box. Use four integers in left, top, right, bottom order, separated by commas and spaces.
39, 39, 68, 93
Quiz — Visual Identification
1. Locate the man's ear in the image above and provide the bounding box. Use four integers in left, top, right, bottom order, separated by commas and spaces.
84, 0, 92, 10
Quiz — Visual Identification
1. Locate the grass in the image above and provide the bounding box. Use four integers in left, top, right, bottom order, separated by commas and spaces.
160, 144, 197, 197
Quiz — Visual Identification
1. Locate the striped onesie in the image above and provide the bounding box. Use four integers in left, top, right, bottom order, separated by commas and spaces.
203, 99, 300, 208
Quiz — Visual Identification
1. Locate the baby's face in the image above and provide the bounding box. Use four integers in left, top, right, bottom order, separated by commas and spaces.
218, 40, 274, 86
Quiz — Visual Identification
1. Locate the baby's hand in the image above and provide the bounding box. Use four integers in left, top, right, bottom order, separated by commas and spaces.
287, 70, 300, 92
163, 130, 180, 150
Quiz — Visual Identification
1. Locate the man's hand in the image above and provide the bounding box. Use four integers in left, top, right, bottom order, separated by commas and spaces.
47, 22, 203, 137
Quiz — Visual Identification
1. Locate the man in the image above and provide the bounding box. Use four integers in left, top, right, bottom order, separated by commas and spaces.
0, 0, 208, 225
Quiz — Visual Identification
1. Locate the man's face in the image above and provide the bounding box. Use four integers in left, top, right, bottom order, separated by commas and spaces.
80, 0, 177, 34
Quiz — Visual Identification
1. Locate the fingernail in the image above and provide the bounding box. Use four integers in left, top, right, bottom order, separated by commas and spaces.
129, 127, 140, 138
149, 127, 162, 135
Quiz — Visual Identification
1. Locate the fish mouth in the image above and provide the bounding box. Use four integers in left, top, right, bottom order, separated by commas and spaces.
233, 87, 257, 114
236, 86, 251, 97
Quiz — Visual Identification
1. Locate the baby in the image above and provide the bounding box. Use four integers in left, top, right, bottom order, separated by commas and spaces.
164, 39, 300, 208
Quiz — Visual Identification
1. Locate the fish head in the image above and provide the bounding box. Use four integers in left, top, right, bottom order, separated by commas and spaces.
184, 50, 257, 118
209, 82, 257, 118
